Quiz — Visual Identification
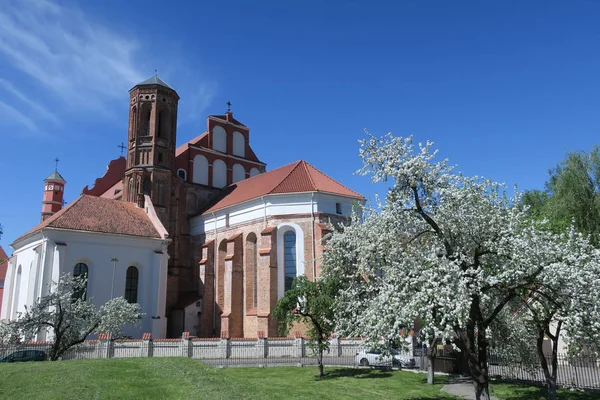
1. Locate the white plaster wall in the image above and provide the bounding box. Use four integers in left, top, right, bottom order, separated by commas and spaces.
212, 126, 226, 153
232, 131, 245, 157
212, 159, 227, 188
192, 155, 209, 185
5, 230, 168, 339
232, 163, 245, 183
190, 192, 360, 236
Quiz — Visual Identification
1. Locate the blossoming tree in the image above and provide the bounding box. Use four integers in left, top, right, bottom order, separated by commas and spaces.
11, 273, 141, 361
323, 133, 600, 400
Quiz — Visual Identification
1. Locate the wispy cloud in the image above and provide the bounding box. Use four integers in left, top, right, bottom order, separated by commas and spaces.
0, 101, 37, 131
0, 0, 216, 136
0, 78, 59, 124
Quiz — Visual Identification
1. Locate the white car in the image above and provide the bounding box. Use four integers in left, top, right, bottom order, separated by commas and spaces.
355, 348, 416, 368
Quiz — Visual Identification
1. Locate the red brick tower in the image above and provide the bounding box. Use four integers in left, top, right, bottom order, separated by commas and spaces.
122, 75, 179, 228
41, 168, 66, 222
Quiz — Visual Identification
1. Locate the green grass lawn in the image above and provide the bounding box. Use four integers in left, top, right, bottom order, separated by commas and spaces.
0, 358, 598, 400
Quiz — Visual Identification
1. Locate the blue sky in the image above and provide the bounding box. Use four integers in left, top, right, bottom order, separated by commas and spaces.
1, 0, 600, 249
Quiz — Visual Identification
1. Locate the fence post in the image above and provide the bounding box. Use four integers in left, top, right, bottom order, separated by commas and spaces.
330, 336, 341, 357
181, 332, 192, 358
141, 333, 152, 358
294, 332, 305, 358
257, 332, 267, 358
98, 333, 112, 359
218, 337, 230, 359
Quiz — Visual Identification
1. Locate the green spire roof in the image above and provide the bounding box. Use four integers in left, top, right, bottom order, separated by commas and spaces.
135, 75, 174, 90
45, 170, 66, 182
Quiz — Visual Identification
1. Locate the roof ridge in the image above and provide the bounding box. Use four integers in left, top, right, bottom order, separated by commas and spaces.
305, 162, 364, 198
300, 160, 317, 191
269, 160, 304, 194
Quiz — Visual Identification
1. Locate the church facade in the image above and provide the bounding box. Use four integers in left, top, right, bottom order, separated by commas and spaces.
1, 76, 363, 339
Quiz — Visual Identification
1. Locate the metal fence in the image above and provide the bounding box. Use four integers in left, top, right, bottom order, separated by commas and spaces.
487, 352, 600, 390
2, 338, 598, 390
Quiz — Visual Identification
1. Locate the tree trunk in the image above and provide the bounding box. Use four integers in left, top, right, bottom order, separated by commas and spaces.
317, 344, 324, 377
427, 338, 437, 385
427, 358, 435, 384
463, 296, 491, 400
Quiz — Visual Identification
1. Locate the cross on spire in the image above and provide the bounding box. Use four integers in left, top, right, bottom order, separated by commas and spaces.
118, 142, 127, 156
154, 69, 158, 76
54, 157, 59, 171
226, 101, 232, 112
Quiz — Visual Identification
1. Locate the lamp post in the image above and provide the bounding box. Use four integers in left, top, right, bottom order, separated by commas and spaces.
110, 257, 118, 299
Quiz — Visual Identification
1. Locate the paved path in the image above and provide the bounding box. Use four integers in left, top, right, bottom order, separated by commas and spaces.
441, 377, 501, 400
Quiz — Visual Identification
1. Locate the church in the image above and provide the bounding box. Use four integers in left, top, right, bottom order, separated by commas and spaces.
0, 76, 364, 339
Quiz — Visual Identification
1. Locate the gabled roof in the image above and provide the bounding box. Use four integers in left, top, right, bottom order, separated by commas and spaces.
14, 195, 161, 244
45, 170, 65, 182
210, 114, 247, 127
134, 75, 175, 90
176, 132, 208, 157
203, 160, 364, 214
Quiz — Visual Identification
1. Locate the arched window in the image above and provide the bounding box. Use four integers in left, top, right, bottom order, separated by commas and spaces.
245, 234, 258, 310
284, 231, 296, 292
125, 266, 139, 304
177, 169, 187, 180
233, 131, 245, 157
145, 108, 152, 136
212, 159, 227, 188
192, 155, 209, 185
212, 126, 227, 152
232, 164, 245, 183
73, 263, 88, 301
12, 265, 22, 319
249, 167, 260, 177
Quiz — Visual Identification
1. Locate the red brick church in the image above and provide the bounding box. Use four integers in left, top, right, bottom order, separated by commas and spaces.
5, 76, 363, 338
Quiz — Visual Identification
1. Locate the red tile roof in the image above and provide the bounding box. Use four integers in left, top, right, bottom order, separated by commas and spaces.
203, 160, 364, 214
14, 195, 161, 243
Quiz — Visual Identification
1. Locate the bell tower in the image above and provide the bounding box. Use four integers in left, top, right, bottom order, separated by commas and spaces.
123, 75, 179, 227
41, 164, 66, 222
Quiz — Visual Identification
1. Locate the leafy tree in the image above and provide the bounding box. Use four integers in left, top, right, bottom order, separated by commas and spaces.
273, 275, 336, 377
12, 273, 141, 360
523, 146, 600, 244
323, 134, 599, 400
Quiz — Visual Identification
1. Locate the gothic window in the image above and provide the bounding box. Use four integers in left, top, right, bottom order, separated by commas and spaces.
284, 231, 296, 292
156, 180, 166, 205
131, 106, 137, 138
73, 263, 88, 301
125, 266, 139, 304
145, 108, 152, 136
143, 177, 152, 195
157, 111, 163, 138
246, 234, 258, 310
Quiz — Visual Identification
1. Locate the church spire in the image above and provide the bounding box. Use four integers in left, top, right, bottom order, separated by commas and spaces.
41, 161, 66, 222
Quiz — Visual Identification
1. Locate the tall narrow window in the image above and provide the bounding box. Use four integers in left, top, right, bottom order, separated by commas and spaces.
284, 231, 296, 291
157, 111, 163, 137
73, 263, 88, 300
145, 109, 151, 136
12, 266, 22, 319
125, 266, 139, 304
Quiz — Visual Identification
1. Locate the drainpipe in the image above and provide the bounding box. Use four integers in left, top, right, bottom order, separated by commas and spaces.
212, 212, 217, 336
311, 193, 316, 279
